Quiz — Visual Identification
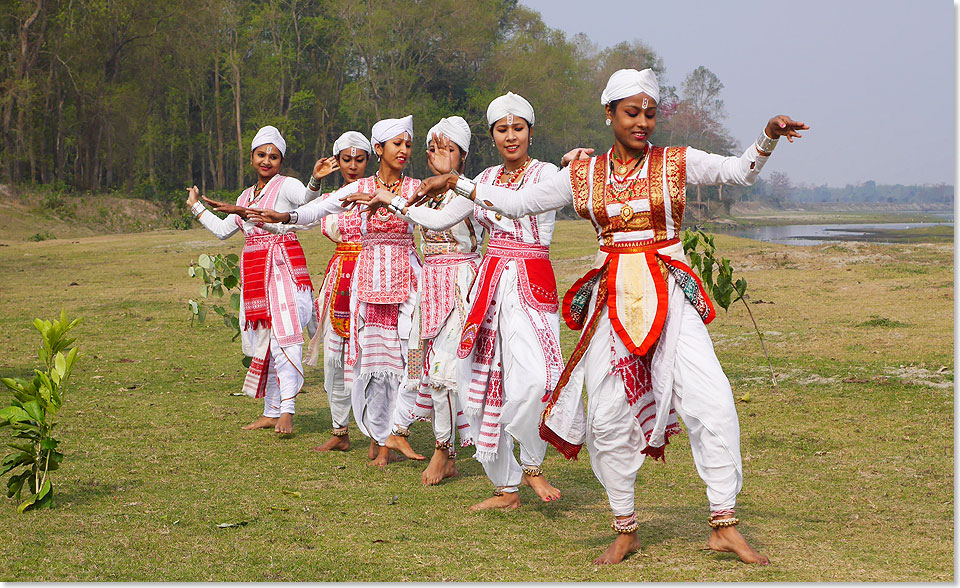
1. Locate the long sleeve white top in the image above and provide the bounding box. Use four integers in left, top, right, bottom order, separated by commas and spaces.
195, 174, 318, 239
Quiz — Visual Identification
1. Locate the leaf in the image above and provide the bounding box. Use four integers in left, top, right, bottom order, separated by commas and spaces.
6, 470, 30, 498
281, 490, 301, 498
17, 493, 37, 514
188, 300, 199, 315
216, 521, 249, 529
41, 438, 58, 450
737, 392, 751, 403
188, 266, 196, 278
21, 400, 44, 425
225, 254, 239, 265
230, 293, 241, 312
198, 254, 213, 270
7, 442, 34, 454
269, 506, 290, 511
241, 356, 253, 368
0, 406, 31, 425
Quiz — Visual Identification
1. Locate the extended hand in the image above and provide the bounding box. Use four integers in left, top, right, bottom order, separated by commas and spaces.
560, 147, 594, 167
247, 208, 290, 224
412, 173, 457, 206
343, 189, 394, 215
313, 156, 340, 181
186, 185, 201, 207
202, 195, 251, 219
765, 115, 809, 143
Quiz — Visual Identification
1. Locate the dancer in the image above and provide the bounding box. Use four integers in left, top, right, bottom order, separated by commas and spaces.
307, 131, 371, 453
186, 125, 327, 435
409, 68, 807, 564
351, 93, 564, 508
248, 116, 422, 467
393, 116, 481, 485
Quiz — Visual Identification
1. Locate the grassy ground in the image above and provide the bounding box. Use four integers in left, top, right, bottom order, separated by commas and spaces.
0, 219, 952, 581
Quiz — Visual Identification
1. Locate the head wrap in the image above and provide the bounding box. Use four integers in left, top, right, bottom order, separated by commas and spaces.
600, 68, 660, 106
425, 116, 472, 153
250, 125, 286, 157
332, 131, 371, 157
486, 92, 535, 127
370, 115, 414, 145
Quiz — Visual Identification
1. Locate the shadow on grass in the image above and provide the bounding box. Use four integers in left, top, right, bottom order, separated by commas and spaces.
56, 477, 143, 508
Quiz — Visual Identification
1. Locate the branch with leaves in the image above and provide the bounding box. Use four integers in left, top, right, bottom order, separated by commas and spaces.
682, 229, 777, 387
0, 310, 82, 512
187, 253, 251, 367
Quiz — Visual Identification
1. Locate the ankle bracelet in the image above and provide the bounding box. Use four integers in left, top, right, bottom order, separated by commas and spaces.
612, 513, 639, 534
332, 428, 348, 437
708, 517, 740, 528
392, 427, 410, 437
521, 464, 543, 477
435, 439, 453, 450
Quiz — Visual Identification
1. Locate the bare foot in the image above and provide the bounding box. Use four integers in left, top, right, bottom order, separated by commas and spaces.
312, 434, 350, 452
385, 433, 426, 461
421, 448, 457, 485
242, 416, 278, 430
522, 472, 561, 502
707, 525, 770, 565
368, 438, 378, 461
368, 445, 404, 468
469, 492, 520, 511
594, 532, 642, 565
275, 413, 294, 435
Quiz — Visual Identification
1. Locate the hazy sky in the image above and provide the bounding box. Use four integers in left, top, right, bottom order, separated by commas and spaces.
519, 0, 955, 187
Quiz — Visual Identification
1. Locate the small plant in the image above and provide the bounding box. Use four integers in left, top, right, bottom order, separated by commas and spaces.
28, 232, 54, 242
188, 253, 243, 340
858, 316, 909, 328
683, 229, 777, 387
0, 310, 82, 512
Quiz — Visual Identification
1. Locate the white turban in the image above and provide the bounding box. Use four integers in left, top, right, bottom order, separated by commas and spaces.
251, 125, 286, 157
370, 115, 414, 145
600, 68, 660, 106
486, 92, 535, 127
425, 116, 472, 153
332, 131, 371, 156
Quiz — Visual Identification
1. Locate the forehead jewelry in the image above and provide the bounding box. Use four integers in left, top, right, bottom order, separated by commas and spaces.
506, 113, 514, 125
642, 97, 649, 108
350, 147, 356, 156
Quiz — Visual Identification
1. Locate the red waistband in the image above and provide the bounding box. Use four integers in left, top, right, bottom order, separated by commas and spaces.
361, 233, 414, 245
244, 232, 300, 246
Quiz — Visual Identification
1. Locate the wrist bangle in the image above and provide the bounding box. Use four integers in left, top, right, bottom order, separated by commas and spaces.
756, 131, 779, 154
454, 176, 476, 201
191, 201, 205, 218
288, 210, 299, 224
389, 196, 408, 213
308, 176, 322, 191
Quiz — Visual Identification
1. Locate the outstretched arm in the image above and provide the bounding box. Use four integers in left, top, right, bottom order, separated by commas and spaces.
346, 188, 474, 230
187, 186, 241, 240
249, 180, 359, 226
412, 166, 575, 218
687, 115, 809, 186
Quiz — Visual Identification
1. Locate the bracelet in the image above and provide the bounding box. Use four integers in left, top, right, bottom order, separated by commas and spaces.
287, 209, 299, 224
612, 513, 639, 534
435, 439, 453, 450
308, 176, 322, 191
388, 196, 408, 214
756, 131, 779, 154
332, 427, 348, 437
191, 201, 205, 219
453, 176, 477, 200
392, 426, 410, 438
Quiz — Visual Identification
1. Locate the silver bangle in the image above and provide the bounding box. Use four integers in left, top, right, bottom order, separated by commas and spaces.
191, 201, 205, 218
756, 131, 779, 154
288, 209, 299, 224
389, 196, 407, 213
308, 176, 322, 191
454, 176, 476, 200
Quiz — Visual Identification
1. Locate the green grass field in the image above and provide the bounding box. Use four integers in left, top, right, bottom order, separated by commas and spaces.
0, 218, 952, 581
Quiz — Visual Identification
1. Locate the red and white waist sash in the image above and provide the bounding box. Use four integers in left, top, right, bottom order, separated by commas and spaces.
320, 242, 361, 339
240, 232, 312, 346
457, 238, 558, 358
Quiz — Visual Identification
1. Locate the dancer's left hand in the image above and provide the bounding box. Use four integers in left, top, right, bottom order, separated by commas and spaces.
764, 115, 809, 143
426, 133, 458, 175
412, 174, 458, 206
202, 195, 251, 218
247, 208, 290, 224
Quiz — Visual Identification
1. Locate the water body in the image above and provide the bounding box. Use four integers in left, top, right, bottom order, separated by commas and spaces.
715, 220, 954, 246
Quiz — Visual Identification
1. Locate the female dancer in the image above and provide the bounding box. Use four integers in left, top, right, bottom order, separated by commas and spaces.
392, 116, 481, 485
352, 94, 564, 508
308, 131, 371, 453
410, 68, 807, 565
186, 125, 329, 435
249, 116, 423, 467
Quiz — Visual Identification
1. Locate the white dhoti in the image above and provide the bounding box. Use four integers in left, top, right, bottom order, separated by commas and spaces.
469, 262, 558, 489
586, 288, 743, 515
243, 287, 315, 417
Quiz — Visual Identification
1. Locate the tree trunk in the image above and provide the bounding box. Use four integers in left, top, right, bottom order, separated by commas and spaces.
232, 38, 243, 189
214, 52, 225, 189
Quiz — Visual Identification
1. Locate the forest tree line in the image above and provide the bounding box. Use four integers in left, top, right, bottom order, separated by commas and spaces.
5, 0, 947, 210
0, 0, 747, 202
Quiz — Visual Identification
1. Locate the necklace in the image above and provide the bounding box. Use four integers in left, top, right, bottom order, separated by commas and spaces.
247, 181, 268, 205
375, 171, 403, 194
610, 147, 647, 183
495, 157, 531, 186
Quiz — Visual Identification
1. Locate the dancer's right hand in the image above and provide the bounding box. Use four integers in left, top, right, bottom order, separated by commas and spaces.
186, 185, 201, 207
411, 173, 458, 206
202, 195, 250, 218
247, 208, 290, 224
312, 156, 340, 181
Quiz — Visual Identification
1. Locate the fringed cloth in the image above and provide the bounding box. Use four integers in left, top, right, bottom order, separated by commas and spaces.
541, 238, 711, 460
305, 242, 360, 368
458, 238, 562, 463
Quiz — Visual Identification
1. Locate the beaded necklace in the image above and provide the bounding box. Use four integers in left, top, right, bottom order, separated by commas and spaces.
495, 157, 531, 187
375, 172, 404, 217
247, 179, 269, 206
609, 147, 647, 197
